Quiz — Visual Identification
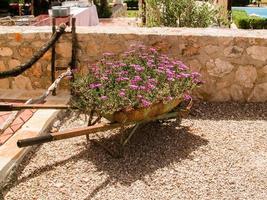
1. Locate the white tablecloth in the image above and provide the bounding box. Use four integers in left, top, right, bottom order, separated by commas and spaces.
70, 5, 99, 26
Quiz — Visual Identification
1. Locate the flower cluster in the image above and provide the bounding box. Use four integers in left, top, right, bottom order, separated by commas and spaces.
71, 45, 202, 115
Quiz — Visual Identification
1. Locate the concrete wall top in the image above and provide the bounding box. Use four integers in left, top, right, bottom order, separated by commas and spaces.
1, 26, 267, 39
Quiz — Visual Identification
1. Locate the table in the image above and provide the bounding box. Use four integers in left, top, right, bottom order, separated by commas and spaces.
70, 5, 99, 26
31, 5, 99, 26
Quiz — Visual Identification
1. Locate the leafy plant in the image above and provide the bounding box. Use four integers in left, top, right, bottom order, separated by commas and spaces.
71, 45, 202, 115
232, 10, 267, 29
144, 0, 228, 28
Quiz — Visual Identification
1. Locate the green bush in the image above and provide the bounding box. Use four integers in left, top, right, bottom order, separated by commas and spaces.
144, 0, 228, 28
233, 10, 267, 29
232, 0, 250, 6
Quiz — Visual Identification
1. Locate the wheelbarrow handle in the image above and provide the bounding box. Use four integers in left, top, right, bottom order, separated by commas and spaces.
17, 134, 53, 148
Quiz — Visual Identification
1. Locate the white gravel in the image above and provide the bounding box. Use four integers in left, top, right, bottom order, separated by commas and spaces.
2, 102, 267, 200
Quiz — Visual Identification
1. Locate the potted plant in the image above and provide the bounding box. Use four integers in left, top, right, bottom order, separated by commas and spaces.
71, 45, 202, 123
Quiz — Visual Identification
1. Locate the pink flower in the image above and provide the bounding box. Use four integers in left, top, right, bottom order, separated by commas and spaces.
129, 85, 138, 90
167, 77, 175, 81
183, 94, 192, 101
147, 83, 156, 90
100, 96, 108, 100
119, 63, 127, 67
141, 99, 151, 107
180, 73, 191, 78
89, 83, 102, 89
149, 47, 157, 52
191, 72, 201, 78
134, 76, 142, 82
119, 91, 125, 97
116, 77, 129, 82
166, 96, 173, 101
139, 86, 146, 90
179, 63, 189, 70
101, 76, 108, 80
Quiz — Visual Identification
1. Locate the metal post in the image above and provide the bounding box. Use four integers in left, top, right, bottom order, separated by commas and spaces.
70, 18, 76, 71
70, 17, 76, 94
51, 17, 56, 95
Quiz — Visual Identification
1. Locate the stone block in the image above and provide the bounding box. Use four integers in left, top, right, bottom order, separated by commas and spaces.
224, 46, 244, 58
246, 46, 267, 62
31, 62, 43, 78
56, 42, 72, 58
0, 47, 13, 56
230, 84, 245, 101
248, 83, 267, 102
212, 88, 231, 102
262, 65, 267, 74
19, 47, 33, 57
187, 59, 202, 72
204, 45, 219, 55
12, 75, 33, 90
235, 65, 257, 88
0, 61, 6, 71
0, 79, 9, 89
206, 58, 234, 77
8, 59, 21, 69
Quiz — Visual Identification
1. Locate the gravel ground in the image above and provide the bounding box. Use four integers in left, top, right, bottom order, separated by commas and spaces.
2, 102, 267, 200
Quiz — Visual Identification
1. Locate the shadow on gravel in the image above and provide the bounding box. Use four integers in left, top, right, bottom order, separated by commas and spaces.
189, 102, 267, 121
4, 122, 208, 199
84, 122, 208, 199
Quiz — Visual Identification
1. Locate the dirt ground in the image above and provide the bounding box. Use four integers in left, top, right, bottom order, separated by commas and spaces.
2, 102, 267, 200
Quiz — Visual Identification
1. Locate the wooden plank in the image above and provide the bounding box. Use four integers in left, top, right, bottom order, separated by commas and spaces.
0, 104, 71, 111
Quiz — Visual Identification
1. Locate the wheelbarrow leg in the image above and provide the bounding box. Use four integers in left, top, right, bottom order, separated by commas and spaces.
90, 123, 141, 158
86, 134, 90, 143
86, 112, 101, 144
121, 123, 140, 146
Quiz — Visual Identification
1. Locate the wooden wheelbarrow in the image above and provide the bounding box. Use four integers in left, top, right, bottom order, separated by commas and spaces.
0, 98, 193, 157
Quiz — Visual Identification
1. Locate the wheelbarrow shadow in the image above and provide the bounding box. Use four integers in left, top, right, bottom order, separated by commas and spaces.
3, 121, 208, 199
83, 121, 208, 199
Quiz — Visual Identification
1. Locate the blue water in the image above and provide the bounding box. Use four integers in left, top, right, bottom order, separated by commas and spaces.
232, 7, 267, 18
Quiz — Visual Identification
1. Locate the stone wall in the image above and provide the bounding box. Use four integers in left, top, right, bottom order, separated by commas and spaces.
1, 26, 267, 102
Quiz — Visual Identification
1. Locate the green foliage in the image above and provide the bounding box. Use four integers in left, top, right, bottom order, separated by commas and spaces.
94, 0, 112, 18
232, 0, 250, 6
145, 0, 228, 28
127, 10, 139, 17
232, 10, 267, 29
145, 0, 162, 27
